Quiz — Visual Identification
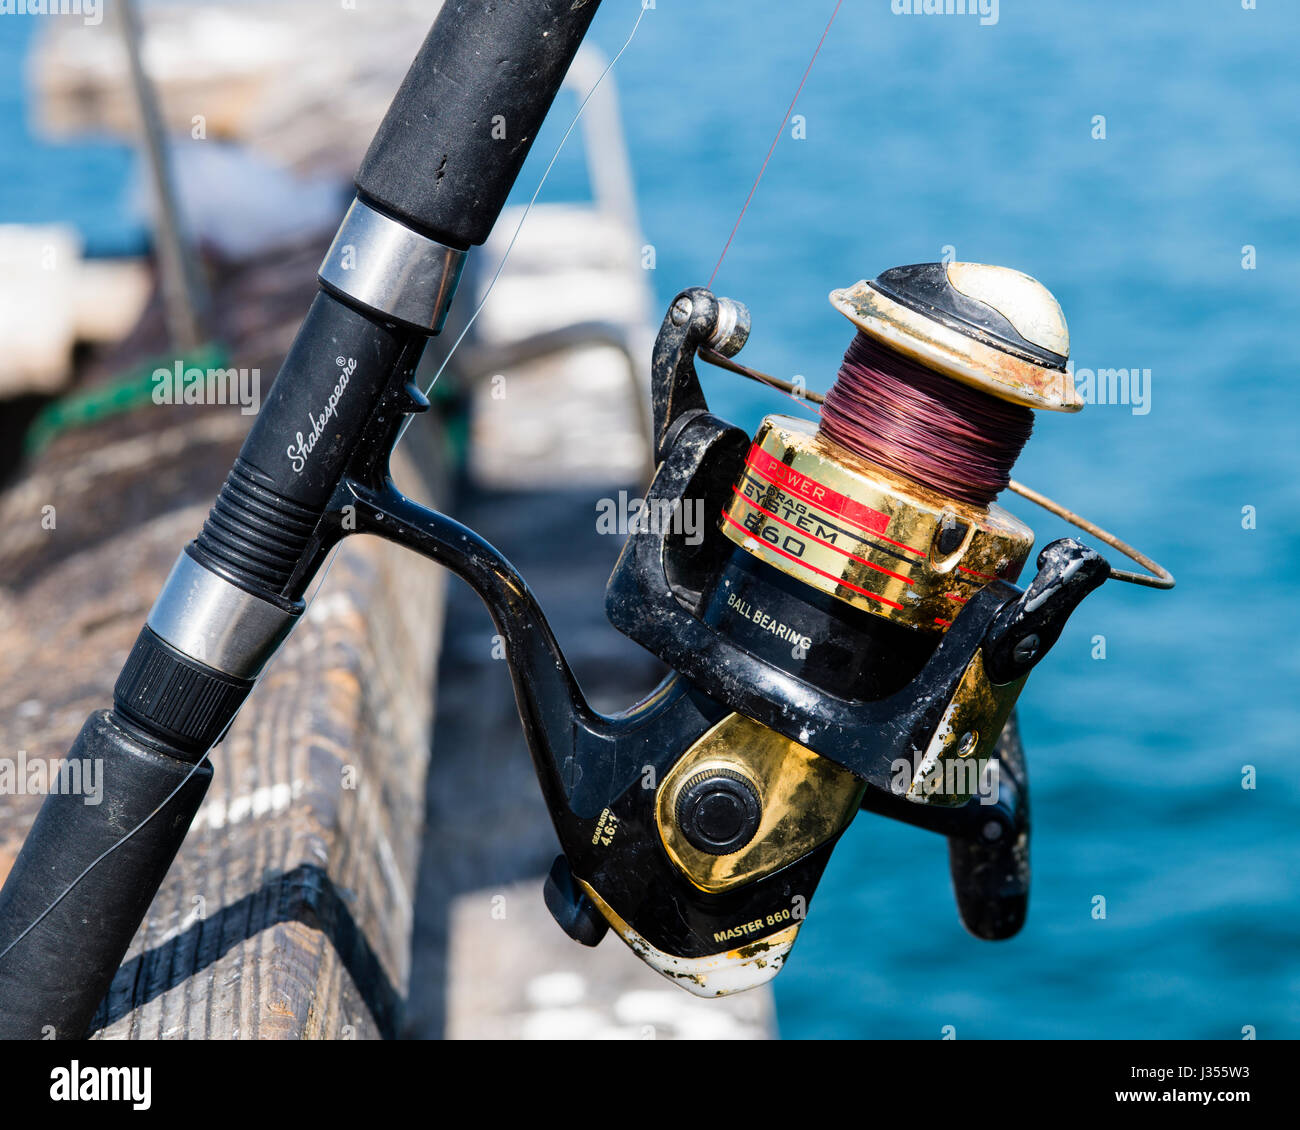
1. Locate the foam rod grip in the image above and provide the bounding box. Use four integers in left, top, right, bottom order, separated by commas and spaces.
356, 0, 603, 249
0, 711, 212, 1039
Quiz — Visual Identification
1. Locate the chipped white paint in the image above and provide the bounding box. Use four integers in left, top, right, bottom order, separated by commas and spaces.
911, 698, 959, 796
945, 262, 1069, 357
609, 916, 799, 999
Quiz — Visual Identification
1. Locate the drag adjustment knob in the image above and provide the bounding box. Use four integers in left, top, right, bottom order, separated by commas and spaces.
675, 768, 763, 855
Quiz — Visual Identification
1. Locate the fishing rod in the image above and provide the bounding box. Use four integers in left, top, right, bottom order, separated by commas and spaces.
0, 3, 1174, 1037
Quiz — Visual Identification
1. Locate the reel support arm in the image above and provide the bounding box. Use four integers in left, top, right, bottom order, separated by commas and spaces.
338, 477, 605, 823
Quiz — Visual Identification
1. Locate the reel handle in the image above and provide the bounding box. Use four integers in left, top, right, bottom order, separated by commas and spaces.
946, 712, 1031, 941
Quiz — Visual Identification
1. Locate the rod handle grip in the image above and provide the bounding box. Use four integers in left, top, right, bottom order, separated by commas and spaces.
355, 0, 603, 248
0, 710, 212, 1038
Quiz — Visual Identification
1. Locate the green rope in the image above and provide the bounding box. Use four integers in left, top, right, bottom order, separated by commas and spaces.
24, 343, 230, 457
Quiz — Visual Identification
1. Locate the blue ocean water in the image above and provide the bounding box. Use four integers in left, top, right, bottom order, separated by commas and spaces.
575, 0, 1300, 1040
4, 0, 1297, 1039
0, 15, 140, 255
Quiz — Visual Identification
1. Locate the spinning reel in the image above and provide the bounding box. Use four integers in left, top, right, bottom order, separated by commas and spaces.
437, 261, 1148, 996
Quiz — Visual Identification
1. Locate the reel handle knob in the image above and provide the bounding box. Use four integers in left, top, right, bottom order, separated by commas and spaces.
947, 712, 1031, 941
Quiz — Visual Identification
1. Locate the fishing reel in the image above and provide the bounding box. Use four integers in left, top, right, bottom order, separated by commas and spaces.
160, 257, 1131, 1000
464, 262, 1150, 996
298, 261, 1127, 998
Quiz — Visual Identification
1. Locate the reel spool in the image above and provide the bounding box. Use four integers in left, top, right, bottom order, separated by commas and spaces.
712, 262, 1073, 671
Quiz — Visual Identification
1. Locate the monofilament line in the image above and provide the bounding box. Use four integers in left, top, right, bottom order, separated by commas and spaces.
706, 0, 843, 290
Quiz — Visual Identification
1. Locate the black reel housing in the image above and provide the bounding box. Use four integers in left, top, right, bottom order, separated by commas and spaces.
586, 290, 1107, 963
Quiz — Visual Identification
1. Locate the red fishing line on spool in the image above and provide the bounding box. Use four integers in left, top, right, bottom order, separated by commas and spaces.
818, 332, 1034, 507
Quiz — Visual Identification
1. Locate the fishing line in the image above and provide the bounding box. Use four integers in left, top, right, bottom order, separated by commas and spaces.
706, 0, 843, 289
0, 751, 213, 967
697, 346, 822, 415
820, 331, 1034, 507
1, 3, 653, 970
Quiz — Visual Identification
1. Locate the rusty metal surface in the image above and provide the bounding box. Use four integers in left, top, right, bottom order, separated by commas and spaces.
831, 280, 1082, 411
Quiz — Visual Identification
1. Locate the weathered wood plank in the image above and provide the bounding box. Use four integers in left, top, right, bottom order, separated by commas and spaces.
0, 428, 444, 1037
0, 217, 448, 1037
